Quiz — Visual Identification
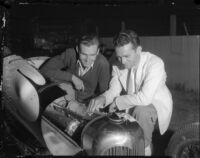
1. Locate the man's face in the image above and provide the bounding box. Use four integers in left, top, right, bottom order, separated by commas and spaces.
115, 42, 140, 69
79, 44, 99, 68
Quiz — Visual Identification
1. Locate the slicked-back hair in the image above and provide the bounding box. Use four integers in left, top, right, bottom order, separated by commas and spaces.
78, 33, 100, 49
113, 30, 140, 49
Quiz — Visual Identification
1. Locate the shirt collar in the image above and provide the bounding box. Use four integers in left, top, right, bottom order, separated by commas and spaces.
77, 60, 94, 70
77, 60, 94, 76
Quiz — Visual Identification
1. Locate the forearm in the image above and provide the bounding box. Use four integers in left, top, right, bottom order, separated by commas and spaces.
102, 81, 122, 106
115, 93, 152, 110
102, 91, 120, 106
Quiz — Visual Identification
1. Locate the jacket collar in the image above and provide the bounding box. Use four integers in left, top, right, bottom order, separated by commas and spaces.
118, 51, 147, 90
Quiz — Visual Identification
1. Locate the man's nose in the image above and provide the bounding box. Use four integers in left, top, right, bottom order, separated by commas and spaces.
121, 58, 126, 64
85, 55, 90, 61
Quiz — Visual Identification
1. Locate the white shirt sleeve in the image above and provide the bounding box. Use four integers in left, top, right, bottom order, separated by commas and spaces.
102, 66, 122, 106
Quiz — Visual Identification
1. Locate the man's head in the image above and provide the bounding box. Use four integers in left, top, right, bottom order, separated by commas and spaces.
76, 33, 100, 68
113, 30, 141, 69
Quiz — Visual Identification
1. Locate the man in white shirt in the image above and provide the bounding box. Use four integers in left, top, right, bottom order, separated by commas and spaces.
87, 30, 173, 156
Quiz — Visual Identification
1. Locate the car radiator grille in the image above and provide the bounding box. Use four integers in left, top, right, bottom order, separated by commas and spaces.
102, 140, 144, 156
103, 146, 136, 156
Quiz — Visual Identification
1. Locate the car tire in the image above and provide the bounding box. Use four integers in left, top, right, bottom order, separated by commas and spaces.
165, 122, 199, 158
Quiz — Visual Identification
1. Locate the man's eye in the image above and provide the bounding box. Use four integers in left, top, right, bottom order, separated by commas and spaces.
81, 53, 86, 56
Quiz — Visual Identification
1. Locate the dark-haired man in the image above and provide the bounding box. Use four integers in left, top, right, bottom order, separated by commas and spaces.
87, 30, 173, 156
40, 33, 110, 114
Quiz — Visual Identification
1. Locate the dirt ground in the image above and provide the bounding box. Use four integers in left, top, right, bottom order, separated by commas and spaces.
152, 89, 199, 156
0, 88, 199, 157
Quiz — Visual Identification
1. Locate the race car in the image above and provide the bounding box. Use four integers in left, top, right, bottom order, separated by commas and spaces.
2, 53, 145, 156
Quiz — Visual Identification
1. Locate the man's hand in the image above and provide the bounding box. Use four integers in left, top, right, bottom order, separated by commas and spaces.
87, 95, 106, 114
72, 75, 84, 91
109, 100, 118, 113
2, 46, 12, 57
67, 100, 87, 117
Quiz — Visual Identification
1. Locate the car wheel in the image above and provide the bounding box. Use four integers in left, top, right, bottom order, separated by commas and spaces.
166, 122, 199, 158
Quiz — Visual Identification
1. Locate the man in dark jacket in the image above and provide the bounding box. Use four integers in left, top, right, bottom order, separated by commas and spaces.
40, 33, 110, 114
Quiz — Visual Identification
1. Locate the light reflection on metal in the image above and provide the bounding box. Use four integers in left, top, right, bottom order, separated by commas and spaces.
81, 113, 145, 156
3, 55, 146, 156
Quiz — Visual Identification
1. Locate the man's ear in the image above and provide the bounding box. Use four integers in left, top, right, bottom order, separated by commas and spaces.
97, 48, 100, 55
75, 45, 79, 53
136, 46, 142, 54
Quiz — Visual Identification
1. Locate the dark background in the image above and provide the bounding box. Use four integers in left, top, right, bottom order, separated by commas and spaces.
0, 0, 199, 157
1, 0, 200, 57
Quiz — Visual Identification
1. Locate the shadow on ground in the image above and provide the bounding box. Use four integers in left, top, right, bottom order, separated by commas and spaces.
152, 129, 174, 156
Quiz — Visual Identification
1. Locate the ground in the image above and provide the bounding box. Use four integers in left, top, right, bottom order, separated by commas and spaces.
153, 89, 199, 156
0, 88, 199, 156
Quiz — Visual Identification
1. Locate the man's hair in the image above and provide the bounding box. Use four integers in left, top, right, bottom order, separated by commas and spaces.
113, 30, 140, 49
78, 33, 99, 48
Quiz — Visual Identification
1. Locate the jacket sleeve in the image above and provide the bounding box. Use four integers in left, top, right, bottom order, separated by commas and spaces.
115, 58, 166, 110
39, 50, 74, 82
102, 65, 122, 106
